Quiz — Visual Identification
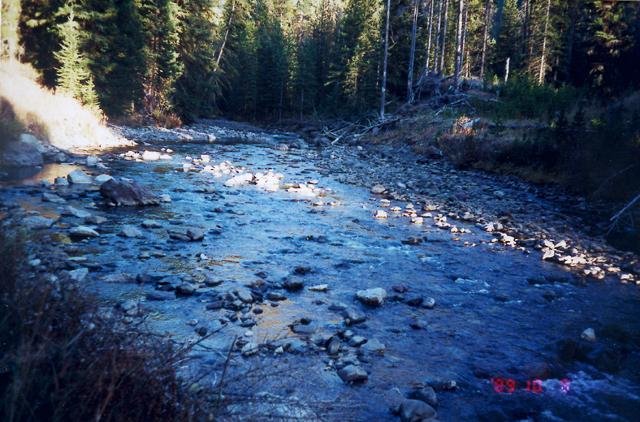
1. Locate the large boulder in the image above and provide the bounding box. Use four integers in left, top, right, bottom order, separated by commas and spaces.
100, 178, 160, 206
0, 139, 43, 167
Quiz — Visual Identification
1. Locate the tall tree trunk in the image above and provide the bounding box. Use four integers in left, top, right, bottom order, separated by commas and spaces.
439, 0, 449, 75
380, 0, 391, 119
434, 0, 443, 73
461, 1, 469, 78
521, 0, 530, 74
215, 0, 236, 69
454, 0, 464, 88
504, 56, 510, 83
407, 0, 420, 103
425, 0, 435, 72
480, 0, 491, 80
538, 0, 552, 84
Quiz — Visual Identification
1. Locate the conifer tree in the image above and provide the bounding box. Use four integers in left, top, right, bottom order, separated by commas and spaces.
139, 0, 183, 118
54, 8, 99, 109
173, 0, 219, 120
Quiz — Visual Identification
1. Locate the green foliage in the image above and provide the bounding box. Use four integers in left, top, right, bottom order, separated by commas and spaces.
79, 0, 146, 116
173, 0, 219, 121
18, 0, 65, 87
478, 76, 582, 120
54, 10, 99, 109
139, 0, 183, 118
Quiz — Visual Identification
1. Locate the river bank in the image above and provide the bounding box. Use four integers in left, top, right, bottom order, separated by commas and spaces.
1, 120, 639, 420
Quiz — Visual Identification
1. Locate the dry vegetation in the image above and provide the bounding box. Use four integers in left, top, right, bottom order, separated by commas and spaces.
0, 61, 130, 152
0, 229, 208, 421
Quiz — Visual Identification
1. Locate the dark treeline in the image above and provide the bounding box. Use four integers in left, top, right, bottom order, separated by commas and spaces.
2, 0, 639, 122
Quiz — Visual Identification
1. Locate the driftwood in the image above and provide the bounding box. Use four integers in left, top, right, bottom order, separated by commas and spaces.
321, 116, 400, 145
609, 191, 640, 234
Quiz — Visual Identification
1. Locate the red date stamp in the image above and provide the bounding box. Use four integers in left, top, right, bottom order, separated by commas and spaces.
490, 377, 571, 394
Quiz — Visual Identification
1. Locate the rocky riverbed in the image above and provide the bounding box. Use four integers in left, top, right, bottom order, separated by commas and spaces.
1, 121, 639, 421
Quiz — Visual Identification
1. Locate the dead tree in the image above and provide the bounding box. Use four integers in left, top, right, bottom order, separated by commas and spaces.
453, 0, 465, 88
380, 0, 391, 119
407, 0, 420, 103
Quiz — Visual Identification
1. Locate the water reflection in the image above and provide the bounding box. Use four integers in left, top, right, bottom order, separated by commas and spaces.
0, 163, 81, 186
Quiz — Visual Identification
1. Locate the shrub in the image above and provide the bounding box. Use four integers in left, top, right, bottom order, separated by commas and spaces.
0, 229, 204, 422
0, 99, 23, 149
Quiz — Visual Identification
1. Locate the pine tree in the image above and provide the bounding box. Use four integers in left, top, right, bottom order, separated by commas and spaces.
78, 0, 146, 116
19, 0, 65, 86
139, 0, 183, 119
173, 0, 219, 121
54, 9, 99, 109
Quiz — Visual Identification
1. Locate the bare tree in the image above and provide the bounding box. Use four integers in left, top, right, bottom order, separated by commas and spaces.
538, 0, 552, 84
380, 0, 391, 119
439, 0, 450, 74
434, 0, 443, 73
215, 0, 236, 69
425, 0, 435, 72
461, 0, 469, 78
454, 0, 465, 88
480, 0, 492, 80
407, 0, 420, 103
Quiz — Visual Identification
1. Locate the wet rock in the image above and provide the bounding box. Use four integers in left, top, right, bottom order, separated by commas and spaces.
0, 139, 44, 167
356, 287, 387, 306
371, 184, 387, 194
241, 342, 259, 356
142, 219, 162, 229
100, 178, 160, 206
68, 267, 89, 282
293, 266, 312, 275
175, 283, 197, 297
54, 177, 69, 186
409, 386, 438, 408
119, 300, 140, 316
398, 399, 437, 422
146, 291, 174, 301
285, 338, 307, 354
235, 287, 254, 303
405, 295, 424, 307
195, 326, 208, 336
342, 308, 367, 326
23, 215, 56, 230
142, 150, 161, 161
581, 328, 596, 342
361, 338, 385, 355
410, 319, 427, 330
348, 335, 367, 347
95, 174, 113, 184
84, 215, 106, 225
283, 278, 304, 291
422, 297, 436, 309
267, 292, 287, 301
225, 173, 254, 187
42, 192, 66, 204
291, 320, 317, 335
63, 206, 91, 219
67, 170, 93, 184
119, 225, 143, 238
327, 336, 342, 355
338, 365, 368, 383
69, 226, 100, 239
187, 228, 204, 241
86, 155, 99, 166
374, 210, 388, 219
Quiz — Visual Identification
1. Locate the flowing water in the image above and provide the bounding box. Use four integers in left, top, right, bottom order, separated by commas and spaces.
2, 126, 639, 421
